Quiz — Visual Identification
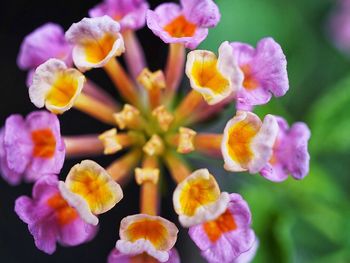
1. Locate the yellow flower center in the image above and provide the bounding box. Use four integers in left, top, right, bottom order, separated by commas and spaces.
68, 169, 115, 213
126, 219, 169, 250
227, 120, 259, 166
46, 73, 79, 108
179, 175, 220, 216
85, 33, 117, 63
191, 55, 229, 96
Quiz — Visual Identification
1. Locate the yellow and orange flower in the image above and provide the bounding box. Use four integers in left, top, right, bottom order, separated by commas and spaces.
65, 16, 125, 71
116, 214, 178, 262
173, 169, 230, 227
186, 41, 243, 105
59, 160, 123, 225
29, 58, 85, 114
221, 111, 278, 173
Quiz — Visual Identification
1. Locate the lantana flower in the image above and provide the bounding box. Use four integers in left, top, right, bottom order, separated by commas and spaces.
221, 111, 279, 174
115, 214, 178, 262
29, 58, 85, 114
15, 175, 97, 254
185, 37, 288, 111
17, 22, 119, 116
89, 0, 149, 31
147, 0, 220, 49
17, 23, 72, 86
65, 16, 125, 71
189, 194, 256, 263
89, 0, 149, 79
2, 0, 312, 261
29, 57, 120, 124
172, 169, 230, 227
58, 160, 123, 225
230, 38, 289, 107
260, 116, 311, 182
0, 111, 65, 185
173, 169, 255, 263
186, 41, 242, 105
146, 0, 221, 95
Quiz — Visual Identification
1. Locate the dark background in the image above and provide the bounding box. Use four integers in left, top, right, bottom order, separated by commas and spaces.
0, 0, 183, 262
2, 0, 350, 262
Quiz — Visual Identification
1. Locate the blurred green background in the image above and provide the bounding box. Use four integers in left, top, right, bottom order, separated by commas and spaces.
193, 0, 350, 262
1, 0, 350, 262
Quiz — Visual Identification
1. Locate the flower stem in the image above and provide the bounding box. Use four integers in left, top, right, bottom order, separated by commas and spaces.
173, 90, 204, 126
163, 151, 191, 183
74, 92, 118, 125
106, 149, 142, 184
83, 79, 119, 109
64, 135, 104, 158
194, 133, 223, 158
189, 95, 234, 124
104, 58, 140, 106
140, 155, 159, 215
116, 133, 137, 148
148, 89, 161, 110
123, 30, 147, 80
164, 43, 185, 102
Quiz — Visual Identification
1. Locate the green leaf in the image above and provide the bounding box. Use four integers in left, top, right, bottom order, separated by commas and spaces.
308, 75, 350, 154
237, 163, 348, 262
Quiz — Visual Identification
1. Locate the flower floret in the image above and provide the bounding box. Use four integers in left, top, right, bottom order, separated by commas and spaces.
59, 160, 123, 225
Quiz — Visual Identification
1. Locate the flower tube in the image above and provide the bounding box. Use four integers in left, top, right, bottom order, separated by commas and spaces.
107, 149, 142, 184
64, 134, 104, 158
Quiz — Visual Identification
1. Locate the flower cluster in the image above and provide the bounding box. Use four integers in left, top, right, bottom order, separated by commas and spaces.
2, 0, 311, 262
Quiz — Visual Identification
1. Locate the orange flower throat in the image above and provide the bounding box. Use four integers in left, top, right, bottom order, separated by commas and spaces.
31, 128, 56, 158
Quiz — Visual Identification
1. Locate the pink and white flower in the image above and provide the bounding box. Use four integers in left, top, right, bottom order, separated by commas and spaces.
260, 116, 311, 182
17, 23, 72, 86
15, 175, 97, 254
0, 111, 65, 185
146, 0, 220, 49
89, 0, 149, 31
